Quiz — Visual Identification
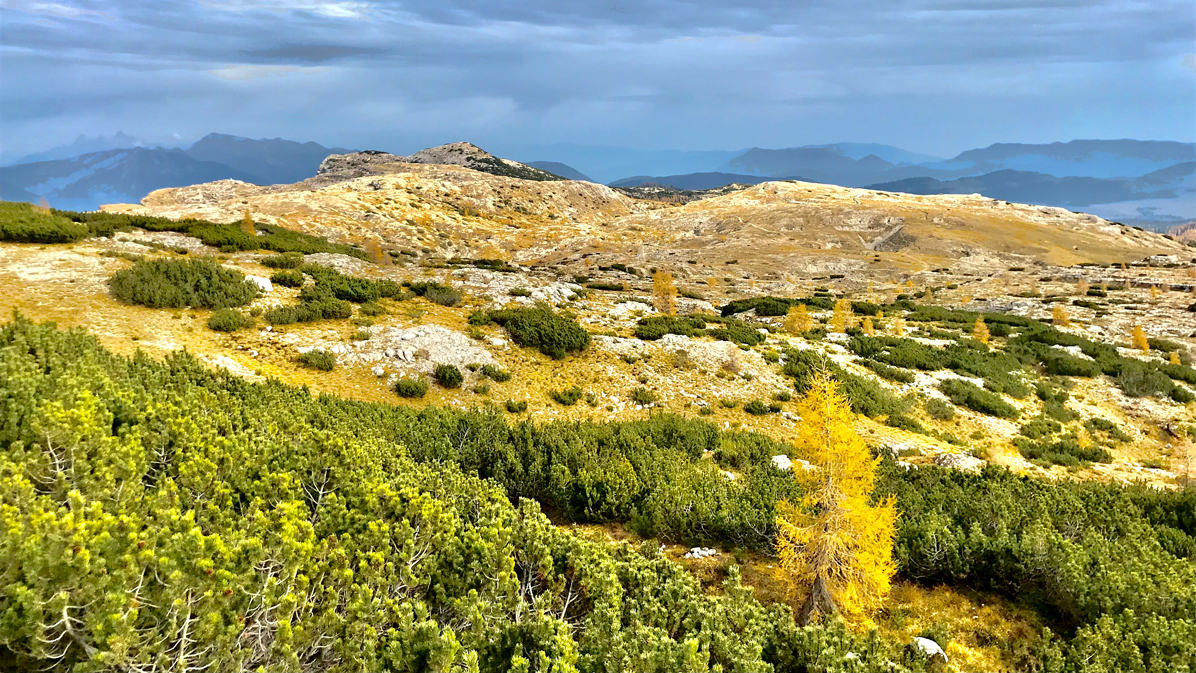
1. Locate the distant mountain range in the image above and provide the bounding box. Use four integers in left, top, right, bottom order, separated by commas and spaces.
867, 164, 1193, 208
2, 134, 1192, 225
0, 134, 353, 210
526, 161, 593, 182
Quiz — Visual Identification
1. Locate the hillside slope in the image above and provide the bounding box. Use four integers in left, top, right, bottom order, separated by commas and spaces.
103, 155, 1189, 277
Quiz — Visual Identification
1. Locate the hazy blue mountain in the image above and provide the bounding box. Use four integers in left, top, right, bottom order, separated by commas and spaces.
526, 161, 593, 182
867, 164, 1194, 208
6, 132, 151, 166
609, 172, 776, 190
183, 133, 353, 185
928, 140, 1196, 179
802, 142, 942, 165
1, 133, 354, 210
0, 148, 259, 211
507, 143, 745, 184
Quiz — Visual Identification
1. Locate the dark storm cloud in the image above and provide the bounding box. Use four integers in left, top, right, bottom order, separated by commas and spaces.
0, 0, 1192, 161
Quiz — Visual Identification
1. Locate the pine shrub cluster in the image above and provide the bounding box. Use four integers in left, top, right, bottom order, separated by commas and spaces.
109, 258, 261, 309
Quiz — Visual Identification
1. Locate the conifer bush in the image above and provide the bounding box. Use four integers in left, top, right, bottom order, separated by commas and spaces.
270, 268, 305, 287
434, 363, 463, 388
490, 305, 590, 359
261, 251, 305, 268
0, 201, 90, 242
109, 258, 261, 309
549, 386, 584, 405
939, 378, 1020, 418
207, 308, 255, 332
480, 364, 511, 382
296, 348, 336, 371
393, 377, 429, 398
505, 399, 528, 412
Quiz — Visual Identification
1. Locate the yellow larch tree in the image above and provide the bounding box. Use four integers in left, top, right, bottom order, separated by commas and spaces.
1076, 279, 1089, 295
364, 239, 391, 266
784, 304, 814, 335
1171, 352, 1182, 366
973, 317, 990, 345
240, 210, 256, 236
892, 316, 906, 337
776, 371, 898, 625
652, 271, 678, 315
1132, 325, 1150, 354
829, 298, 854, 333
1150, 285, 1162, 301
861, 316, 875, 336
1052, 305, 1070, 327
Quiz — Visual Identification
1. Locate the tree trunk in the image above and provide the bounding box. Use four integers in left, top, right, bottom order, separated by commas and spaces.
798, 574, 838, 625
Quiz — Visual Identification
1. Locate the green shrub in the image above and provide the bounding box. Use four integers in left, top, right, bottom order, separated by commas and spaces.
773, 390, 792, 402
1015, 434, 1112, 466
393, 377, 429, 398
505, 399, 528, 413
584, 281, 624, 291
490, 305, 590, 359
0, 201, 90, 243
359, 301, 387, 317
468, 310, 492, 325
939, 379, 1020, 418
408, 281, 463, 306
631, 387, 658, 405
109, 258, 260, 309
862, 359, 917, 383
743, 400, 769, 415
510, 287, 531, 297
1117, 362, 1175, 398
925, 397, 955, 421
207, 308, 255, 332
481, 364, 512, 382
550, 386, 584, 406
698, 406, 714, 415
264, 298, 352, 324
885, 414, 926, 434
296, 349, 336, 371
635, 315, 707, 340
434, 363, 463, 388
261, 251, 304, 268
270, 269, 305, 288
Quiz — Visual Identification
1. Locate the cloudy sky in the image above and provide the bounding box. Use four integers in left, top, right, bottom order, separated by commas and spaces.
1, 0, 1193, 161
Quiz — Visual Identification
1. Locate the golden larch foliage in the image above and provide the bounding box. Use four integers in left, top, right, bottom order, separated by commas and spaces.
1150, 286, 1162, 300
973, 317, 990, 345
829, 298, 854, 333
364, 239, 391, 266
1132, 325, 1150, 354
892, 317, 906, 337
861, 316, 875, 336
775, 371, 898, 625
1076, 279, 1089, 295
784, 304, 814, 335
652, 271, 678, 315
240, 211, 256, 236
1171, 352, 1182, 366
1100, 281, 1108, 293
1052, 305, 1070, 327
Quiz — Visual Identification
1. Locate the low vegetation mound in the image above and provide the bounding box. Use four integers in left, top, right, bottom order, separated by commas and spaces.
1, 317, 1193, 671
108, 258, 261, 309
0, 201, 90, 243
487, 304, 591, 359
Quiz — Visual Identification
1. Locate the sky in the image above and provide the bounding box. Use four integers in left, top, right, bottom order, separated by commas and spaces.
1, 0, 1194, 162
